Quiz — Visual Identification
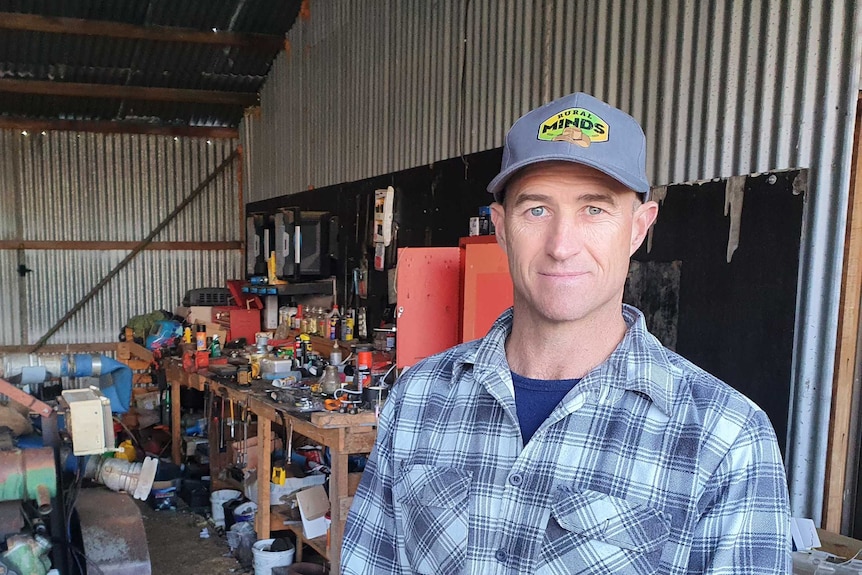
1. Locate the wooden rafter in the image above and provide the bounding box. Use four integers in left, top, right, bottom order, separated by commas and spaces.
0, 79, 257, 106
0, 241, 242, 251
0, 12, 284, 51
0, 117, 238, 138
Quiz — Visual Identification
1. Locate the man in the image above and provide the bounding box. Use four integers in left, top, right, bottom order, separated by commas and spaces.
342, 92, 791, 574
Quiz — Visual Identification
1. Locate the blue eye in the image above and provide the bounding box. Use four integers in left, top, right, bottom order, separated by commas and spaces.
587, 206, 603, 215
529, 206, 545, 217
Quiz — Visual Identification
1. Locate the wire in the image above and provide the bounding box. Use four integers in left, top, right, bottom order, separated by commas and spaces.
457, 0, 473, 178
379, 362, 398, 385
71, 545, 107, 575
113, 415, 144, 450
812, 546, 862, 574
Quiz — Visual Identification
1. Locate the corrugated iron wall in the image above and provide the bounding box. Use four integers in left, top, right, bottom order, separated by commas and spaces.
247, 0, 857, 199
0, 130, 242, 346
243, 1, 862, 521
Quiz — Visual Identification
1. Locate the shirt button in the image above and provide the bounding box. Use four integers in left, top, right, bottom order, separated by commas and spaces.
508, 473, 523, 486
495, 549, 508, 563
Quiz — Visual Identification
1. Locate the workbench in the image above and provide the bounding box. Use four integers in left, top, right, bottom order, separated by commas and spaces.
163, 360, 378, 572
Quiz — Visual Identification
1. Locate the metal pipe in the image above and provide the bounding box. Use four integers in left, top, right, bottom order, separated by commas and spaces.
35, 484, 51, 515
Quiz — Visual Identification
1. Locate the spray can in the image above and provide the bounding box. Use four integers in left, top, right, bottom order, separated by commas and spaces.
328, 304, 341, 340
356, 346, 373, 391
195, 324, 207, 351
342, 308, 355, 341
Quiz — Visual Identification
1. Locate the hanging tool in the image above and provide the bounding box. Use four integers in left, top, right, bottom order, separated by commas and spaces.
272, 412, 291, 485
218, 396, 226, 453
236, 401, 249, 469
228, 398, 236, 440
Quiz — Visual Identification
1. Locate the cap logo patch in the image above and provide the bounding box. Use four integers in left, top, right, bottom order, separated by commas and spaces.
538, 108, 608, 148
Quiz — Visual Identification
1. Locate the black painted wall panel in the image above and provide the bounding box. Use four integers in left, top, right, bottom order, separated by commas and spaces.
249, 155, 804, 454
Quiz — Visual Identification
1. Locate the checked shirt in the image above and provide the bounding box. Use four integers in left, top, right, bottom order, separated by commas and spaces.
342, 305, 791, 574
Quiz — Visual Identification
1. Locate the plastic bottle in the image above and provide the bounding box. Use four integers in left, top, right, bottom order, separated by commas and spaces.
329, 340, 343, 366
294, 304, 304, 331
210, 334, 221, 358
182, 327, 192, 344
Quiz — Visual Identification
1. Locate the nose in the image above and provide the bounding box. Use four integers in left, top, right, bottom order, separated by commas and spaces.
545, 216, 583, 261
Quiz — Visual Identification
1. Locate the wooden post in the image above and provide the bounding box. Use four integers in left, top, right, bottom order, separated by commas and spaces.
824, 92, 862, 532
256, 413, 272, 540
171, 376, 182, 465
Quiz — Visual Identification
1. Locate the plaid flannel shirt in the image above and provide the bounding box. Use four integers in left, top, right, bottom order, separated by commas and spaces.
342, 305, 791, 574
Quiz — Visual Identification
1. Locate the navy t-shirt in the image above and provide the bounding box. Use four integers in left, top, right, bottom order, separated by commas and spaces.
512, 371, 581, 444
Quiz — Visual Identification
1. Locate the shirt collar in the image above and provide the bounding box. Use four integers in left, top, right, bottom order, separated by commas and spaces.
454, 304, 680, 416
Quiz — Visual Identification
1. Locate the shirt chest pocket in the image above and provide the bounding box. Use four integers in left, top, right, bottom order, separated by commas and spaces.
537, 487, 670, 575
394, 464, 471, 575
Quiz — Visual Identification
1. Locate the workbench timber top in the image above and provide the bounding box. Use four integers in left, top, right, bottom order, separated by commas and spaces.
165, 358, 379, 431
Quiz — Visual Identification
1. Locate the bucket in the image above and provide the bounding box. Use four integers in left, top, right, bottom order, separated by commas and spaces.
211, 489, 241, 527
233, 501, 257, 523
252, 538, 295, 575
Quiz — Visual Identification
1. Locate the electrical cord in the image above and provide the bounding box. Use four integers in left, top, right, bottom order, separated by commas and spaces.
812, 546, 862, 574
71, 544, 107, 575
113, 415, 144, 451
457, 0, 473, 178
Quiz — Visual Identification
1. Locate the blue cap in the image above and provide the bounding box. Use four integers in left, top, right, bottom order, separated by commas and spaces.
487, 92, 650, 199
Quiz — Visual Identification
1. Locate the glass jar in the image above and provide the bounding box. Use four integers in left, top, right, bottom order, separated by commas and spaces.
319, 365, 341, 396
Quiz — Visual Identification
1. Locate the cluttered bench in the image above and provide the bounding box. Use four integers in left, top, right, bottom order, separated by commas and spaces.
164, 359, 378, 573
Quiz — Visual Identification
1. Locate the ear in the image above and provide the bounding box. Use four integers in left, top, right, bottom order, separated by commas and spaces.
490, 202, 507, 253
630, 200, 659, 255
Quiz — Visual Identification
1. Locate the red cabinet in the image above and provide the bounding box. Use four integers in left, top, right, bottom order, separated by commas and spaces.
395, 237, 513, 369
459, 236, 513, 343
212, 307, 261, 344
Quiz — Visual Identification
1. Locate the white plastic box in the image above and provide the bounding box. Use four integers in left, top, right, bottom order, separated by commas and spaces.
61, 387, 115, 455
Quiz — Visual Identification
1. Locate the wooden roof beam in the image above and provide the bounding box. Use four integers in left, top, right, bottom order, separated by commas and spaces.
0, 12, 284, 51
0, 79, 257, 107
0, 117, 239, 138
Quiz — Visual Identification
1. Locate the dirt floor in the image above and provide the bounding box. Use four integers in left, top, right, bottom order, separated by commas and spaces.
136, 500, 246, 575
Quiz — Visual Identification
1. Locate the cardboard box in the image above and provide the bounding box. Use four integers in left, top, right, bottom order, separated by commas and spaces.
135, 391, 161, 411
183, 436, 208, 457
295, 485, 329, 540
147, 479, 179, 511
230, 434, 274, 472
175, 306, 214, 324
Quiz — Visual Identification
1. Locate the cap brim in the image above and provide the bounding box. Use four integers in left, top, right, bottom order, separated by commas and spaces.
487, 155, 649, 199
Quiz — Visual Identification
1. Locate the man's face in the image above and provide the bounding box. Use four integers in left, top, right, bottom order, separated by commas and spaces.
490, 161, 658, 327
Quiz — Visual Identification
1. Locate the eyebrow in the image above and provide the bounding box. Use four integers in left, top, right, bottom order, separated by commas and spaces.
510, 191, 620, 208
577, 192, 619, 207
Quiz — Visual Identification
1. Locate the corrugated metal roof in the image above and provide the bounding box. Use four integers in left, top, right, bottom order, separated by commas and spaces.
0, 31, 272, 88
0, 0, 300, 36
0, 0, 302, 127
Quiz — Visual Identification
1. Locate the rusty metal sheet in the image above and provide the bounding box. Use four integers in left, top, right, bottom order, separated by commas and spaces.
74, 489, 151, 575
0, 501, 24, 539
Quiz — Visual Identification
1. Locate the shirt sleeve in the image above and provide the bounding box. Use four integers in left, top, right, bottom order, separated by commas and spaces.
340, 380, 404, 575
688, 409, 792, 574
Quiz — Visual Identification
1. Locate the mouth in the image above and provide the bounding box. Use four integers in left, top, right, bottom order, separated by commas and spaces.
538, 271, 589, 279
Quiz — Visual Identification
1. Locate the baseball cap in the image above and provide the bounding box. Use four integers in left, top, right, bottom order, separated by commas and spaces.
486, 92, 650, 200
